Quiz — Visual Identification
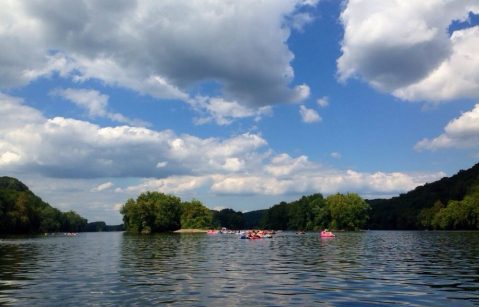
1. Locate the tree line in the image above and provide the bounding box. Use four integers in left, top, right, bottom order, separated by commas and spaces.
260, 193, 370, 231
0, 177, 87, 234
3, 162, 478, 234
417, 184, 479, 230
367, 163, 479, 230
120, 191, 370, 233
120, 192, 247, 233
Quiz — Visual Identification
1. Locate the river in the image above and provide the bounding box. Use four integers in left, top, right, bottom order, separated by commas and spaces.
1, 231, 478, 305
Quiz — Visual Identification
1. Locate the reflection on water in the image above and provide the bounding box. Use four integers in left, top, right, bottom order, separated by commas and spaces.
1, 231, 478, 305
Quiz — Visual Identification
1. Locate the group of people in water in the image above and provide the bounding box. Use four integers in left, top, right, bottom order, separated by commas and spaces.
241, 230, 274, 239
208, 228, 334, 239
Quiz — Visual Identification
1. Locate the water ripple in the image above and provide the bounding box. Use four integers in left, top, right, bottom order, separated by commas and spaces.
1, 231, 479, 305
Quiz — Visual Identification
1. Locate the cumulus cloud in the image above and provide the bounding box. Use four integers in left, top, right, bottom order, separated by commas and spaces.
317, 96, 329, 108
299, 105, 321, 123
51, 88, 149, 126
330, 152, 341, 159
0, 93, 268, 178
0, 92, 445, 205
91, 181, 114, 192
265, 154, 311, 177
0, 0, 315, 112
122, 176, 211, 195
52, 88, 108, 118
394, 27, 479, 101
338, 0, 479, 102
415, 103, 479, 150
208, 170, 445, 197
124, 153, 445, 198
189, 96, 272, 126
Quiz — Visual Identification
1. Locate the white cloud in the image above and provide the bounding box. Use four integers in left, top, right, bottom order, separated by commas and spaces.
51, 88, 149, 126
299, 105, 321, 123
292, 84, 311, 102
113, 203, 123, 212
0, 151, 21, 166
91, 182, 114, 192
208, 169, 445, 197
156, 161, 168, 168
289, 12, 315, 32
0, 92, 447, 219
0, 0, 314, 109
265, 154, 310, 177
415, 103, 479, 150
394, 27, 479, 102
0, 93, 268, 178
123, 176, 211, 195
52, 88, 108, 118
338, 0, 479, 102
317, 96, 329, 108
330, 152, 341, 159
190, 96, 272, 126
125, 152, 445, 198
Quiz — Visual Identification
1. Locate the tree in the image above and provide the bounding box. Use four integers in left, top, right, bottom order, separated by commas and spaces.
180, 199, 213, 229
326, 193, 370, 230
62, 211, 87, 232
432, 195, 479, 230
368, 163, 479, 229
39, 206, 63, 232
261, 202, 289, 230
212, 208, 244, 229
418, 200, 444, 229
121, 192, 182, 234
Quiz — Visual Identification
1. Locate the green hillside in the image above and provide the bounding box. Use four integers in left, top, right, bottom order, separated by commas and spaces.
367, 163, 479, 229
0, 176, 87, 234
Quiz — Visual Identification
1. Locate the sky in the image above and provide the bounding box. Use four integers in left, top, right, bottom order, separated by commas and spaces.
1, 0, 479, 224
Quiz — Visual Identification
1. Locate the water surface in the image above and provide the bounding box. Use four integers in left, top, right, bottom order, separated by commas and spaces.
1, 231, 478, 305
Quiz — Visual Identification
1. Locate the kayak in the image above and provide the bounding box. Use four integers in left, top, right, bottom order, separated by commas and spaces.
320, 231, 335, 237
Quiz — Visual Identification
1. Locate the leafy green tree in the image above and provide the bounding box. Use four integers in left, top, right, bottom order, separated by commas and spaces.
261, 202, 289, 230
62, 211, 87, 232
418, 200, 444, 229
180, 199, 213, 229
432, 196, 478, 230
212, 208, 244, 229
10, 192, 32, 232
326, 193, 370, 230
121, 198, 140, 232
39, 206, 63, 232
121, 192, 182, 233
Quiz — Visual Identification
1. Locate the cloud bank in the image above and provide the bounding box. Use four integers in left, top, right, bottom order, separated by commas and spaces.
0, 93, 444, 199
0, 0, 315, 115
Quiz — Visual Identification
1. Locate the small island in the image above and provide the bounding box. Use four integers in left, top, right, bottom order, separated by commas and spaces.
119, 190, 370, 234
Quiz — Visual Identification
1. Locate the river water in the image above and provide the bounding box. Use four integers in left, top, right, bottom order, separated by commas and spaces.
1, 231, 478, 306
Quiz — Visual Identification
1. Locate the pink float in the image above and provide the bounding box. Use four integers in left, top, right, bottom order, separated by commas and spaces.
320, 230, 335, 237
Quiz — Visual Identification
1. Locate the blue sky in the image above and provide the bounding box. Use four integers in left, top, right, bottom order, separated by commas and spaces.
1, 0, 479, 224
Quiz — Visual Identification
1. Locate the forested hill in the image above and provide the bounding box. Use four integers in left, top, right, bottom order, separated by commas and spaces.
367, 163, 479, 229
0, 176, 87, 234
